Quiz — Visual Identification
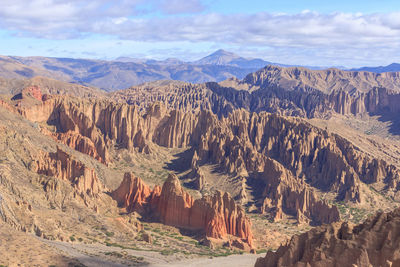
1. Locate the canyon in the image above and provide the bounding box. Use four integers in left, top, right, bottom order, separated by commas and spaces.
1, 64, 400, 266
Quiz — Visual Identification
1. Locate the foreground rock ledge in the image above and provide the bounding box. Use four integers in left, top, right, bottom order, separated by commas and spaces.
255, 208, 400, 267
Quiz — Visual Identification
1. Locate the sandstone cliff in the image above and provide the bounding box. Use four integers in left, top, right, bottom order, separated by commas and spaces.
33, 146, 103, 197
12, 96, 400, 223
261, 158, 340, 224
112, 173, 254, 248
111, 172, 152, 213
255, 208, 400, 267
6, 90, 400, 226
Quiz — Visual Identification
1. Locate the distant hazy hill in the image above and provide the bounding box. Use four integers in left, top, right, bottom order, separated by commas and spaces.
0, 51, 270, 91
0, 50, 334, 91
351, 63, 400, 73
193, 49, 272, 69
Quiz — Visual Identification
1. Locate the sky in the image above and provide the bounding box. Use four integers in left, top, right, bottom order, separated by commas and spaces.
0, 0, 400, 67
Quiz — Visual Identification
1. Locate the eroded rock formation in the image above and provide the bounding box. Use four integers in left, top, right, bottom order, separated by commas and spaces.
261, 158, 340, 224
194, 110, 400, 203
255, 208, 400, 267
111, 172, 152, 213
112, 173, 254, 248
6, 92, 400, 225
112, 65, 400, 119
33, 146, 103, 197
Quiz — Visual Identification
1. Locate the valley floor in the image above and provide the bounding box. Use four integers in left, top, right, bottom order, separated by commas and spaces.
42, 238, 260, 267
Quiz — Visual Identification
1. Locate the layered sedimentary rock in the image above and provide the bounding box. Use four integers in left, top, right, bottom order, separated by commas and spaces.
112, 173, 253, 247
13, 95, 400, 217
243, 65, 400, 94
52, 131, 106, 164
33, 146, 103, 197
255, 208, 400, 267
14, 96, 111, 164
232, 65, 400, 117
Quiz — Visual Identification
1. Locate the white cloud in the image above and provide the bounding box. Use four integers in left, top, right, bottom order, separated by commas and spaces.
0, 1, 400, 66
158, 0, 205, 14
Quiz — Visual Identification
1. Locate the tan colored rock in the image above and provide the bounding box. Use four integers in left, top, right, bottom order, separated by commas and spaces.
34, 146, 103, 197
261, 157, 340, 224
255, 208, 400, 267
52, 131, 107, 164
190, 165, 207, 190
6, 94, 400, 226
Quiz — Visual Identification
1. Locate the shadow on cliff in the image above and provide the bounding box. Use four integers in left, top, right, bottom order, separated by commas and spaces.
242, 172, 266, 213
375, 110, 400, 136
164, 148, 194, 172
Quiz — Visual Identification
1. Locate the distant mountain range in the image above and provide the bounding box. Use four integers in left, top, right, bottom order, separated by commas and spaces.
116, 49, 273, 69
1, 50, 277, 91
0, 50, 399, 91
351, 63, 400, 73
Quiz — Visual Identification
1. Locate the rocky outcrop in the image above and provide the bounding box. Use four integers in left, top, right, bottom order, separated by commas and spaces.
255, 208, 400, 267
11, 85, 44, 102
112, 65, 400, 118
243, 65, 400, 94
112, 173, 254, 248
189, 151, 207, 190
33, 147, 103, 197
192, 189, 253, 247
261, 158, 340, 224
329, 86, 400, 115
52, 131, 107, 164
13, 97, 110, 164
10, 95, 400, 221
191, 166, 207, 190
23, 85, 43, 101
194, 110, 400, 203
111, 172, 152, 213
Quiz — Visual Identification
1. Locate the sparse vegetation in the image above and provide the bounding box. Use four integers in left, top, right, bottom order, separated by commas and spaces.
105, 231, 114, 237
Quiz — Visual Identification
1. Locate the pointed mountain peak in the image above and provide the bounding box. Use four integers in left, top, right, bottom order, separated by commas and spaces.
210, 49, 237, 57
195, 49, 241, 65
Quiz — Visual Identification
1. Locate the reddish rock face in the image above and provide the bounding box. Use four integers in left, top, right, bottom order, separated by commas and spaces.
111, 172, 152, 213
155, 174, 194, 227
112, 173, 254, 248
24, 85, 43, 101
196, 190, 254, 246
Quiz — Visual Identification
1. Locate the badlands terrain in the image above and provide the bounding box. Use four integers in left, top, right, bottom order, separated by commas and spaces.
1, 64, 400, 266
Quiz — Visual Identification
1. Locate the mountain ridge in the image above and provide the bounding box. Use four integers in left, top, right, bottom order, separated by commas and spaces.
0, 50, 351, 91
